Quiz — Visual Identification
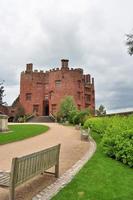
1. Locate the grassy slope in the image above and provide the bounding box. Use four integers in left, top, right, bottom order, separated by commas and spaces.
0, 124, 49, 144
52, 132, 133, 200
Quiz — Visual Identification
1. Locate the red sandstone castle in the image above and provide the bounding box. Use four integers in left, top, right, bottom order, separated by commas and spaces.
20, 59, 95, 116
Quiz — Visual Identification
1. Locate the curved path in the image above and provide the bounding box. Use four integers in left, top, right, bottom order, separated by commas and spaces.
0, 123, 90, 200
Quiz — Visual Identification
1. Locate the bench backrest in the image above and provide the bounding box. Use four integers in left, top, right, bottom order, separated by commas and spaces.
10, 144, 60, 187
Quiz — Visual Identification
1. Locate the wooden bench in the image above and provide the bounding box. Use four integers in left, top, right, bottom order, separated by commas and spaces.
0, 144, 61, 200
80, 127, 91, 141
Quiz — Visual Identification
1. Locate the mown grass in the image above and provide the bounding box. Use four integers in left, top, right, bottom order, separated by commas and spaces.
0, 124, 49, 144
52, 132, 133, 200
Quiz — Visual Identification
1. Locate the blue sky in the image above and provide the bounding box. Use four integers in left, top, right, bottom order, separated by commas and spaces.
0, 0, 133, 113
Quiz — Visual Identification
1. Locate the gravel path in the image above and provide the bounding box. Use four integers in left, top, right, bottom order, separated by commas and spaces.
0, 123, 90, 200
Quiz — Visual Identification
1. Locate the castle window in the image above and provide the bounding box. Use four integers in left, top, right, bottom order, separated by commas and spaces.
33, 105, 39, 113
26, 93, 32, 101
85, 95, 91, 102
85, 104, 90, 108
37, 82, 42, 86
85, 87, 91, 93
49, 91, 54, 99
44, 83, 48, 89
55, 80, 61, 87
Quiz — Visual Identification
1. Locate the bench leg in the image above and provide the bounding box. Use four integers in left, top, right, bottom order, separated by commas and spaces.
9, 186, 15, 200
55, 163, 59, 178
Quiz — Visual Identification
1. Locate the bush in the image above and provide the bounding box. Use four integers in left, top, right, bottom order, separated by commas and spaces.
58, 96, 77, 122
101, 129, 133, 167
84, 115, 133, 167
84, 117, 110, 135
73, 109, 90, 125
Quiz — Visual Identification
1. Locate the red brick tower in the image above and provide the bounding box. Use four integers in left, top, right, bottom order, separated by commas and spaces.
20, 59, 95, 116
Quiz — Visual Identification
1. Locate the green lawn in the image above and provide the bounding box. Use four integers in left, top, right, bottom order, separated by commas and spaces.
52, 132, 133, 200
0, 124, 49, 144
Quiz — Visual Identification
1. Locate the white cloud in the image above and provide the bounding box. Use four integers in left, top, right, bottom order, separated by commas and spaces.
0, 0, 133, 112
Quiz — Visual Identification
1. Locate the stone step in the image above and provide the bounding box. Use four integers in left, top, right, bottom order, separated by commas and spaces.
27, 116, 55, 123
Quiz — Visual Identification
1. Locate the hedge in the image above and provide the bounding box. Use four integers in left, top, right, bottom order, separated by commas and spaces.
84, 115, 133, 167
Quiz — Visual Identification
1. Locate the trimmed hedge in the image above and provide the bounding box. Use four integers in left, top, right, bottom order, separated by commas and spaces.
84, 115, 133, 167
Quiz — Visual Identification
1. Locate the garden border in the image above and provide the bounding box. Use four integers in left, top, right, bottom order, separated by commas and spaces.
32, 139, 96, 200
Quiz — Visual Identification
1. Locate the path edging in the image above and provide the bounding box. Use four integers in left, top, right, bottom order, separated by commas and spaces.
32, 139, 96, 200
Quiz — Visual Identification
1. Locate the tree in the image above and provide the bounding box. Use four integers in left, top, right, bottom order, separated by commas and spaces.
0, 81, 5, 105
126, 32, 133, 55
96, 105, 106, 116
14, 102, 25, 122
58, 96, 77, 121
73, 109, 90, 125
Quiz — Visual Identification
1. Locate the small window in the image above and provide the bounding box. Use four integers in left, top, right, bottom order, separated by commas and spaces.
33, 105, 39, 113
37, 82, 42, 85
55, 80, 61, 87
85, 87, 91, 92
49, 91, 54, 99
44, 83, 48, 89
37, 82, 42, 87
26, 93, 32, 101
85, 95, 91, 102
85, 104, 91, 108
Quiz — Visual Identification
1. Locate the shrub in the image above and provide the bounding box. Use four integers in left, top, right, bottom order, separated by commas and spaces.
58, 96, 77, 122
84, 117, 110, 135
101, 129, 133, 167
84, 115, 133, 167
73, 109, 90, 125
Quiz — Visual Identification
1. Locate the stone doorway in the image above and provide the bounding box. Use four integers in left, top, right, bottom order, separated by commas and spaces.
43, 100, 49, 116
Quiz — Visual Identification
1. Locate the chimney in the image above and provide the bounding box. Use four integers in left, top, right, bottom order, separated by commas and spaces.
92, 77, 94, 85
26, 63, 33, 72
61, 59, 69, 68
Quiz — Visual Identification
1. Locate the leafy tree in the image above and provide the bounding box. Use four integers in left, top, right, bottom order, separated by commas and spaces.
73, 109, 90, 125
0, 81, 5, 105
126, 32, 133, 55
58, 96, 77, 121
96, 104, 106, 116
14, 103, 25, 122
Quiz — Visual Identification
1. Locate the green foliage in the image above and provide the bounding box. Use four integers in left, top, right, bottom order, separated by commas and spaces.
0, 81, 5, 105
14, 103, 25, 121
84, 115, 133, 167
96, 104, 106, 116
84, 116, 110, 134
58, 96, 77, 122
73, 109, 90, 125
68, 110, 78, 124
126, 33, 133, 55
0, 124, 49, 144
57, 96, 90, 124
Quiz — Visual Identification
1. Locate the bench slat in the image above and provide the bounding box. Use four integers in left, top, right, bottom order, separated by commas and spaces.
0, 172, 10, 187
